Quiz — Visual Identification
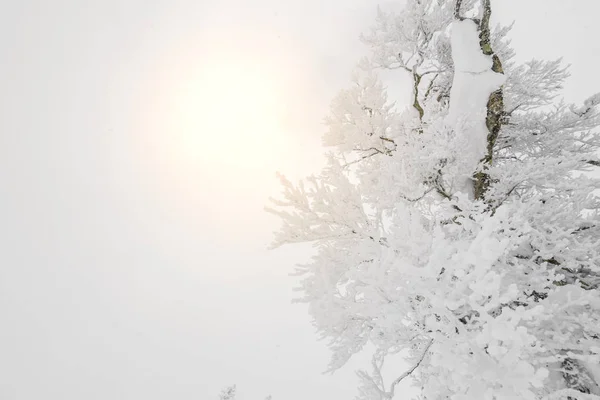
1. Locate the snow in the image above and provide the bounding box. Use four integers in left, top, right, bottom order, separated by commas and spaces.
447, 19, 506, 196
584, 92, 600, 108
584, 362, 600, 396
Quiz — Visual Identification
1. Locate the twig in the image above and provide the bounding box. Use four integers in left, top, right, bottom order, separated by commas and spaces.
342, 151, 379, 168
388, 339, 433, 397
400, 188, 434, 203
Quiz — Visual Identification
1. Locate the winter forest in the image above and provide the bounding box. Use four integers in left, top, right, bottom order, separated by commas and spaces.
262, 0, 600, 399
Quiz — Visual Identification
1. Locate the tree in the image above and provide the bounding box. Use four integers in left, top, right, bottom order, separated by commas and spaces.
219, 385, 237, 400
217, 385, 273, 400
268, 0, 600, 398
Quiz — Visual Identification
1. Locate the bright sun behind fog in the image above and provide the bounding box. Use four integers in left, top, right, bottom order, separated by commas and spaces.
169, 60, 286, 172
138, 41, 308, 220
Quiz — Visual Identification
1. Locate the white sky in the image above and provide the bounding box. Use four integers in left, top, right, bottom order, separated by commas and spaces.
0, 1, 598, 399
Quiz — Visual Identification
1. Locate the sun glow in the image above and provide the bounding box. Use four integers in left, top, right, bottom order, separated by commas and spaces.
169, 61, 286, 171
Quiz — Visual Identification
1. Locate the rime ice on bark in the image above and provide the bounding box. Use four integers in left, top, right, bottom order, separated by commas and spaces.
447, 19, 505, 197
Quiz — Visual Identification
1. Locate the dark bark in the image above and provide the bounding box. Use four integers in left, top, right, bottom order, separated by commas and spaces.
413, 72, 425, 120
473, 0, 505, 201
454, 0, 463, 20
562, 358, 596, 399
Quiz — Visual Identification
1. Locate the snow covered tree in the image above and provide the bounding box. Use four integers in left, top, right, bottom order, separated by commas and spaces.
219, 385, 237, 400
216, 385, 272, 400
268, 0, 600, 399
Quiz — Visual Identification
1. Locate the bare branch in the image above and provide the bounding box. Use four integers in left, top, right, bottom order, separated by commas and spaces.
388, 340, 433, 397
454, 0, 463, 19
423, 73, 440, 101
342, 151, 380, 168
413, 72, 425, 121
400, 188, 435, 203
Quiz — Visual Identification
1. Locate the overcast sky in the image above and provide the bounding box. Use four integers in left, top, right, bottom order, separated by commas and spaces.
1, 1, 599, 400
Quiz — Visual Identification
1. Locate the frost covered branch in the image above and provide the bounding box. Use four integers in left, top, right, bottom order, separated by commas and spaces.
544, 389, 600, 400
388, 340, 433, 398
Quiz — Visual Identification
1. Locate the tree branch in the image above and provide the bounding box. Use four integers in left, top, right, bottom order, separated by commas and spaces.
342, 151, 380, 168
454, 0, 463, 19
423, 73, 439, 101
413, 72, 425, 121
388, 340, 433, 397
543, 388, 600, 400
400, 188, 435, 203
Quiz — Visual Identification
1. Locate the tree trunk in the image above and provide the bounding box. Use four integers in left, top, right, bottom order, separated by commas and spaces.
473, 0, 504, 201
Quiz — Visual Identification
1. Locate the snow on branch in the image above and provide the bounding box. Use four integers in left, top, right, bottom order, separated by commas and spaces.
543, 389, 600, 400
